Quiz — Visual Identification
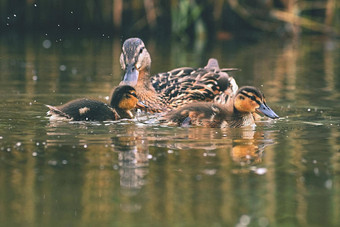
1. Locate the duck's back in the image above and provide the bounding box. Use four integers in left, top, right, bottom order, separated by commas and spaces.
47, 99, 118, 121
163, 102, 231, 127
150, 58, 238, 110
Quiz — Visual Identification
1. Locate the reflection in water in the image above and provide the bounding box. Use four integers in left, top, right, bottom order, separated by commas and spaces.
46, 121, 151, 214
147, 124, 275, 168
1, 35, 340, 226
112, 126, 150, 213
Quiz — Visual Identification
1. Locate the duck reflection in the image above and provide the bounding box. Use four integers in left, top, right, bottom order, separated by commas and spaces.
112, 129, 149, 193
110, 125, 150, 213
228, 128, 272, 165
150, 125, 274, 166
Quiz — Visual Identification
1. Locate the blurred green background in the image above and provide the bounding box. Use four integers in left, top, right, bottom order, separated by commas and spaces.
1, 0, 339, 40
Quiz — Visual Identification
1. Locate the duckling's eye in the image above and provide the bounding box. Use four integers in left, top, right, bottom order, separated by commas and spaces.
129, 91, 137, 98
239, 95, 245, 100
139, 47, 144, 54
250, 96, 256, 101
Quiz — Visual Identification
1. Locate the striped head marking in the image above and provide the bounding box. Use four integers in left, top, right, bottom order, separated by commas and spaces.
120, 38, 151, 85
110, 85, 138, 110
234, 86, 279, 119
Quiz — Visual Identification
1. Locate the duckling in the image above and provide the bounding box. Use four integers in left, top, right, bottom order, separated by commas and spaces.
46, 85, 142, 121
161, 86, 279, 128
119, 37, 238, 112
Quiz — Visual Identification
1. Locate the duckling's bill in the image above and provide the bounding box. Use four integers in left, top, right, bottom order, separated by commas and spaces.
136, 101, 148, 109
256, 103, 279, 119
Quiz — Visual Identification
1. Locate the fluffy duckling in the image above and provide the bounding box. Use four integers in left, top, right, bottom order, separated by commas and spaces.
46, 85, 142, 121
162, 86, 279, 128
119, 37, 238, 112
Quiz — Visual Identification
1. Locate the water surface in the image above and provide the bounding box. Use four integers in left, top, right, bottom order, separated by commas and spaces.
0, 35, 340, 226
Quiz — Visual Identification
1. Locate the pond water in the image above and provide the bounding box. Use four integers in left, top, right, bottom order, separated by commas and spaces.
0, 34, 340, 227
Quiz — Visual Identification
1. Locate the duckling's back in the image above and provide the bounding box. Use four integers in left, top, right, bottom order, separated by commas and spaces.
47, 99, 119, 121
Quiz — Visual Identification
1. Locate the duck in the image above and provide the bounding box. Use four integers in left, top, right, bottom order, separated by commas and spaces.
46, 85, 143, 121
161, 86, 279, 128
119, 37, 239, 112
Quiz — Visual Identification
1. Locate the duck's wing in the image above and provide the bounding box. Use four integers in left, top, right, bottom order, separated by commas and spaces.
151, 59, 239, 109
151, 67, 196, 93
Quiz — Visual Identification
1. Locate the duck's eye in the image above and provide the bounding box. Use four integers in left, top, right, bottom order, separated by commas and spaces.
139, 47, 144, 54
250, 96, 256, 101
239, 95, 245, 100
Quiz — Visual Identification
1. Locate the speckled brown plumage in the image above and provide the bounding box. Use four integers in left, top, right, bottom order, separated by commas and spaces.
161, 86, 279, 128
119, 38, 239, 113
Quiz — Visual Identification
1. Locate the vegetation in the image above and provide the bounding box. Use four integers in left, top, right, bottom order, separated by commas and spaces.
1, 0, 339, 39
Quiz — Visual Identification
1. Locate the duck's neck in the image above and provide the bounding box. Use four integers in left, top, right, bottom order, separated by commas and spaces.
136, 68, 153, 89
228, 100, 255, 128
134, 68, 168, 112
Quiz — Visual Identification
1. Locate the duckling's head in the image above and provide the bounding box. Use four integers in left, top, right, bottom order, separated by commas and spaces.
110, 85, 139, 112
120, 38, 151, 86
233, 86, 279, 119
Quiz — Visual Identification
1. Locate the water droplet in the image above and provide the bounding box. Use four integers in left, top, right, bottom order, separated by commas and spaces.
84, 144, 87, 148
16, 142, 22, 147
258, 217, 269, 227
48, 160, 58, 166
0, 136, 3, 139
254, 167, 267, 175
34, 3, 37, 7
147, 154, 153, 159
13, 14, 17, 17
307, 108, 311, 112
42, 39, 51, 49
167, 149, 174, 154
32, 152, 38, 157
32, 75, 38, 81
325, 179, 332, 189
203, 169, 216, 175
240, 215, 251, 225
62, 160, 68, 165
59, 65, 67, 71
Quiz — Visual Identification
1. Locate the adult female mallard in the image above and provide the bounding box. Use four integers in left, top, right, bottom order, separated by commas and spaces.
161, 86, 279, 128
46, 85, 144, 121
119, 37, 238, 112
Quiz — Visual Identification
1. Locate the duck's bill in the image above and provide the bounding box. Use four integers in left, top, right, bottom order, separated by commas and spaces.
256, 103, 279, 119
120, 65, 138, 86
136, 101, 148, 109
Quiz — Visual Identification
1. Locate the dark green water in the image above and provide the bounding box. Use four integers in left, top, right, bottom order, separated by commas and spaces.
0, 35, 340, 227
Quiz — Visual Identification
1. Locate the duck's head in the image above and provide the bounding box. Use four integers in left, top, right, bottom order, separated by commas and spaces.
119, 38, 151, 86
110, 85, 146, 117
233, 86, 279, 119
